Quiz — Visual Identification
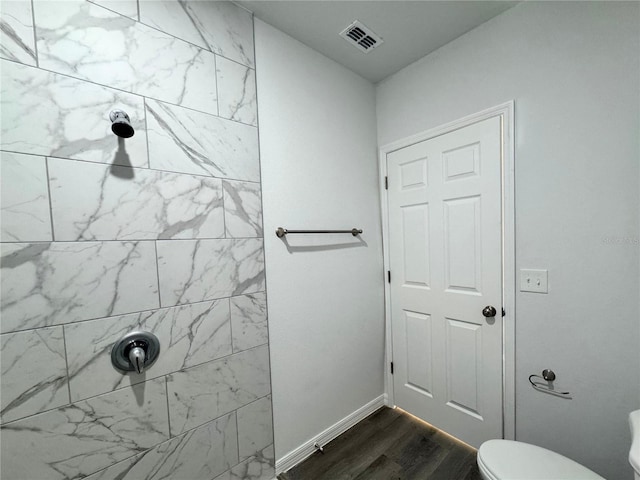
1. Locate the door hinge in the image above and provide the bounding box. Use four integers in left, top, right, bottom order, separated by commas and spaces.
387, 271, 391, 283
502, 308, 505, 317
390, 362, 394, 374
385, 176, 388, 190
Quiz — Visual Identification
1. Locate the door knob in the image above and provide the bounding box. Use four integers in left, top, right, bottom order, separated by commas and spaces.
482, 306, 497, 318
111, 331, 160, 374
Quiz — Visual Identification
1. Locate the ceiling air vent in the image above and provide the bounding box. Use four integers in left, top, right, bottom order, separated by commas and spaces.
339, 20, 383, 53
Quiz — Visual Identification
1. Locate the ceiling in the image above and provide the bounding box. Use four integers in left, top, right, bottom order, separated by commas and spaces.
239, 1, 518, 83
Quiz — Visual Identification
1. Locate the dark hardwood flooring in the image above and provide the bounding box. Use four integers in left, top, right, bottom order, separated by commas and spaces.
278, 407, 482, 480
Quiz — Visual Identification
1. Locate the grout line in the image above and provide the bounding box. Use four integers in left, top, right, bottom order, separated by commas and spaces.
214, 53, 221, 117
165, 376, 172, 437
222, 179, 228, 239
136, 0, 140, 22
153, 240, 162, 308
0, 58, 257, 129
0, 148, 262, 185
143, 97, 151, 168
234, 408, 241, 461
228, 297, 235, 353
61, 325, 73, 405
43, 157, 56, 242
29, 0, 39, 68
0, 236, 264, 246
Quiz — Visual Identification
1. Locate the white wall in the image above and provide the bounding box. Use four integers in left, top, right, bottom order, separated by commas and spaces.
254, 20, 385, 461
377, 2, 640, 479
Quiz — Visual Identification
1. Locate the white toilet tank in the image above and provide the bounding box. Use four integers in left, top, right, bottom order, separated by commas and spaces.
630, 410, 640, 480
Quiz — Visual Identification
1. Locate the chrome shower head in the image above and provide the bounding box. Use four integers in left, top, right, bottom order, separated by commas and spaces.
109, 110, 135, 138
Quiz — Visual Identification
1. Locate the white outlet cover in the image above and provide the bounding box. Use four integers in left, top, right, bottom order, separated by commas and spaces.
520, 269, 548, 293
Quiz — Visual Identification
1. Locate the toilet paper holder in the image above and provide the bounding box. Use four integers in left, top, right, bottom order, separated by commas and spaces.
529, 369, 572, 399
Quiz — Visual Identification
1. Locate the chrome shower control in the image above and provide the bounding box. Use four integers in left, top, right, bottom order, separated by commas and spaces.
111, 331, 160, 374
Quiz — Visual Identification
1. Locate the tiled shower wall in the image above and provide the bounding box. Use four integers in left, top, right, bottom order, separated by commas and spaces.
0, 1, 274, 479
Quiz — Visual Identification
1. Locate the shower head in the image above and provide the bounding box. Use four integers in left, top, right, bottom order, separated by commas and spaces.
109, 110, 135, 138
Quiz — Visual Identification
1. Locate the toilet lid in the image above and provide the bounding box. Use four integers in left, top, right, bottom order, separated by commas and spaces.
477, 440, 605, 480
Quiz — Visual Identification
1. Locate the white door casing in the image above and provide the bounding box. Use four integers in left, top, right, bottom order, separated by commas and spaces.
385, 115, 505, 447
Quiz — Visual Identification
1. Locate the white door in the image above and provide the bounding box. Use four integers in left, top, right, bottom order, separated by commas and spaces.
387, 116, 503, 447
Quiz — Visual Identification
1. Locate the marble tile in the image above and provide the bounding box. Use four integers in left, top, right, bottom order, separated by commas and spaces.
231, 292, 268, 352
0, 241, 159, 333
0, 152, 53, 242
1, 326, 69, 423
157, 238, 264, 307
48, 157, 224, 241
139, 0, 209, 49
0, 0, 37, 66
214, 444, 275, 480
0, 60, 148, 167
217, 57, 257, 126
0, 378, 169, 480
84, 413, 238, 480
167, 345, 271, 435
146, 99, 260, 182
89, 0, 138, 20
237, 395, 273, 461
139, 0, 254, 67
66, 300, 232, 402
224, 180, 263, 238
34, 0, 218, 115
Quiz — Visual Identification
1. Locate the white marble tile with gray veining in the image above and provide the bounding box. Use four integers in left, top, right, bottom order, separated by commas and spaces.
0, 0, 37, 65
83, 412, 238, 480
224, 180, 263, 238
214, 444, 276, 480
231, 292, 268, 352
0, 60, 148, 167
237, 395, 273, 461
139, 0, 254, 67
217, 56, 257, 126
167, 345, 270, 435
157, 238, 264, 307
138, 0, 209, 50
48, 157, 225, 241
1, 326, 69, 424
89, 0, 138, 20
0, 151, 53, 242
146, 99, 260, 181
0, 241, 158, 333
34, 0, 218, 115
66, 300, 232, 402
0, 378, 169, 480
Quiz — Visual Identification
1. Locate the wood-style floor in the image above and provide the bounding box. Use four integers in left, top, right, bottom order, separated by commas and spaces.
278, 407, 482, 480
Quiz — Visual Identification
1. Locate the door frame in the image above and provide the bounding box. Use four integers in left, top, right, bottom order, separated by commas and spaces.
378, 101, 516, 440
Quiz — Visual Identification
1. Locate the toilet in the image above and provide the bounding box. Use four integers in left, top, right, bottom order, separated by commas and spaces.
477, 409, 640, 480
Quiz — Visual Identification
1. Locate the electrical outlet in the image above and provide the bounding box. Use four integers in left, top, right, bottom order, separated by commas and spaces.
520, 269, 548, 293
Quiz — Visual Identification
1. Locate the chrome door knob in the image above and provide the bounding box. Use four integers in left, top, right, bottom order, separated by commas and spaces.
482, 306, 497, 318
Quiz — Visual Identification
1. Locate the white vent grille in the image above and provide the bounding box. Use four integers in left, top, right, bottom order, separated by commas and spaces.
339, 20, 383, 53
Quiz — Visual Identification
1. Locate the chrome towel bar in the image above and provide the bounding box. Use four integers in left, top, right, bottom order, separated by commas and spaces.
275, 227, 362, 238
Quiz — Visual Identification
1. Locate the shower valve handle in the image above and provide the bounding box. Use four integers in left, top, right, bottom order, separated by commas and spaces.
128, 345, 146, 374
111, 331, 160, 375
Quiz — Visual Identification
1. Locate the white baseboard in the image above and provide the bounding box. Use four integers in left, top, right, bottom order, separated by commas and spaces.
275, 394, 387, 475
